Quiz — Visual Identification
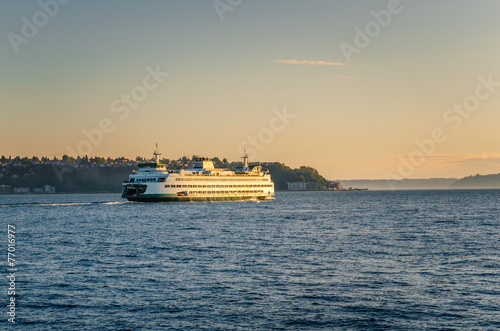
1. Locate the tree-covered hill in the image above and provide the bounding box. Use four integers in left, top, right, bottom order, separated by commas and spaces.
265, 163, 330, 190
1, 164, 135, 193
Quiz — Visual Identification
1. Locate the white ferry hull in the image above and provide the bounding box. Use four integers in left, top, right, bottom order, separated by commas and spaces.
122, 180, 274, 202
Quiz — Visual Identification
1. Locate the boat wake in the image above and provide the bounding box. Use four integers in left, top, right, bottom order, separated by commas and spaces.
101, 201, 128, 205
0, 201, 129, 208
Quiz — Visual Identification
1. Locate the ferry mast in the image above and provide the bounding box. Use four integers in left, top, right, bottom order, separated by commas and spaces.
153, 143, 162, 163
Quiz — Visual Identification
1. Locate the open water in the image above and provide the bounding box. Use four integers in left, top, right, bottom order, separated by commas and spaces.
1, 190, 499, 330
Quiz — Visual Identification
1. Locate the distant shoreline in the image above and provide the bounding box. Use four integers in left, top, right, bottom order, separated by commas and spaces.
2, 157, 499, 193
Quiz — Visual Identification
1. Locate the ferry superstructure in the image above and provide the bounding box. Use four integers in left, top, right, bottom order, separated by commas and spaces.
122, 145, 275, 202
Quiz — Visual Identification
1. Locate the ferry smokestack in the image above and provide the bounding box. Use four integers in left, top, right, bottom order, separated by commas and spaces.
242, 151, 249, 172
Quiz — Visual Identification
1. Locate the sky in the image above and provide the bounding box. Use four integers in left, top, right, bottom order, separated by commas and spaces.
1, 0, 500, 179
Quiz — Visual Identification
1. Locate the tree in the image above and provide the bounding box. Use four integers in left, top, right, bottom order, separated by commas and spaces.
62, 155, 75, 163
91, 156, 105, 164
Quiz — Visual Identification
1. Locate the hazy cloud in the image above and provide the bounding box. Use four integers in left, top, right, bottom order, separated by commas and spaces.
406, 153, 500, 167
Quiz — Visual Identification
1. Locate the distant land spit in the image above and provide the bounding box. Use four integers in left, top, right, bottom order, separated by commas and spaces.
339, 175, 500, 190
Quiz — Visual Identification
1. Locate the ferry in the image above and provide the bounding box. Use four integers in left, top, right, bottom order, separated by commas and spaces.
122, 145, 275, 202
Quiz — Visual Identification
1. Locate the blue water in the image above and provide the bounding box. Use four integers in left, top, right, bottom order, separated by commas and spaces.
1, 190, 499, 330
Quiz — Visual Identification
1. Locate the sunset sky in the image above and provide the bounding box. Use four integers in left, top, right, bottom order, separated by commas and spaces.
2, 0, 500, 179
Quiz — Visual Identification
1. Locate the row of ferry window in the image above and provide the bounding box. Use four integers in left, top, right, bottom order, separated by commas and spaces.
189, 190, 265, 194
131, 178, 165, 183
131, 177, 268, 183
165, 184, 272, 188
175, 177, 268, 181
